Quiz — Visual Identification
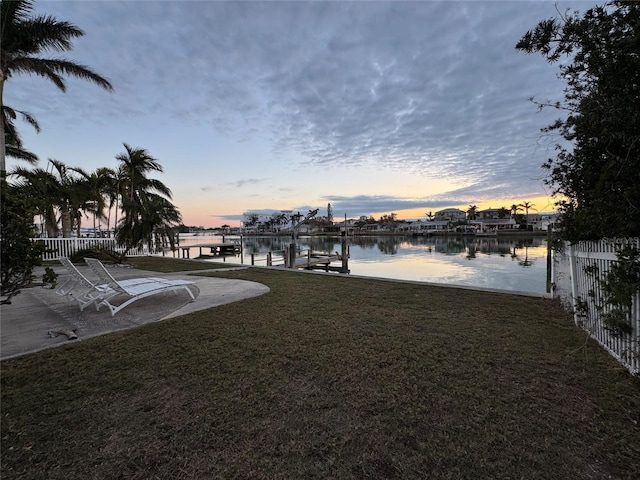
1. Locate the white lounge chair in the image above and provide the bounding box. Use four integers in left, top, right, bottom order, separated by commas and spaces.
57, 258, 117, 311
58, 258, 169, 310
83, 258, 196, 316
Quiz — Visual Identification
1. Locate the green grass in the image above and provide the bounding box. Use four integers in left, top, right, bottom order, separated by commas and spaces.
43, 255, 232, 273
126, 255, 235, 272
2, 258, 639, 479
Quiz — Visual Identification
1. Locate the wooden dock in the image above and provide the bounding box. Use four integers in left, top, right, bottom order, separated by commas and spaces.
286, 250, 348, 273
178, 243, 240, 259
172, 241, 348, 273
293, 253, 338, 268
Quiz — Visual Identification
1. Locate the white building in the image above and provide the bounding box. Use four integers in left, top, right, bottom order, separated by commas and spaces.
434, 208, 466, 222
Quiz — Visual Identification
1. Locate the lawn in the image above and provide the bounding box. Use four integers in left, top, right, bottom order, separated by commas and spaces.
2, 258, 639, 479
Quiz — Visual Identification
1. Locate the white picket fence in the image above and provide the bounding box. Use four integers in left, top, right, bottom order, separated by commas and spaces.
553, 238, 640, 374
31, 237, 150, 260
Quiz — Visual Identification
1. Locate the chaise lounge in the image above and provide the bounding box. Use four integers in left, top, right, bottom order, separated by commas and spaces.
57, 257, 116, 311
83, 258, 196, 316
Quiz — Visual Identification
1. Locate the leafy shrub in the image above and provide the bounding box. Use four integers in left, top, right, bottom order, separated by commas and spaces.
1, 181, 51, 303
69, 247, 126, 265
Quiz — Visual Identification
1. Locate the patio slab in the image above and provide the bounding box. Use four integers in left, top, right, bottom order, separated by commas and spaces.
0, 265, 269, 360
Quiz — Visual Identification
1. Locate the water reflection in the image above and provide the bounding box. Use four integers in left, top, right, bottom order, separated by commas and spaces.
177, 235, 549, 294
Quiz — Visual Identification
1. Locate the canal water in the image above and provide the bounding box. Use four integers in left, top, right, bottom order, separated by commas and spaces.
176, 234, 550, 295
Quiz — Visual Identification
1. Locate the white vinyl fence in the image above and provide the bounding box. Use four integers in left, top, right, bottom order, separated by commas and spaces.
32, 237, 150, 260
553, 238, 640, 374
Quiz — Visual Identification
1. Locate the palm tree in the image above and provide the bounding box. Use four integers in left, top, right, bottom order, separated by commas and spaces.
115, 143, 172, 203
18, 158, 91, 238
498, 207, 510, 219
117, 192, 182, 253
466, 205, 478, 220
264, 218, 274, 233
518, 201, 537, 217
0, 0, 113, 174
3, 105, 39, 163
244, 213, 259, 232
510, 204, 522, 218
101, 167, 120, 237
107, 164, 127, 234
71, 166, 114, 235
114, 144, 178, 251
517, 201, 537, 228
46, 159, 78, 237
277, 212, 289, 232
147, 194, 182, 250
11, 165, 60, 237
11, 159, 89, 237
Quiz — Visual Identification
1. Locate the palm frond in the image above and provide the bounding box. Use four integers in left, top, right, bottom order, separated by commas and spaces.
3, 105, 41, 133
6, 145, 38, 164
10, 57, 113, 92
3, 106, 40, 163
15, 16, 84, 54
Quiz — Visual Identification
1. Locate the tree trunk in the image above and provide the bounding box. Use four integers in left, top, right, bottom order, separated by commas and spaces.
106, 207, 111, 237
46, 221, 59, 238
44, 208, 59, 238
60, 208, 73, 238
0, 75, 6, 176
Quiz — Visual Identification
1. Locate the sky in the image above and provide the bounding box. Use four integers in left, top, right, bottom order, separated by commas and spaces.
6, 0, 598, 227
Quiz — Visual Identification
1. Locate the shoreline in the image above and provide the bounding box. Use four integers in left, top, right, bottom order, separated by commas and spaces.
187, 230, 550, 238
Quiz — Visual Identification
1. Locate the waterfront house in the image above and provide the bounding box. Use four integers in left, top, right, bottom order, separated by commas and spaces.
427, 221, 451, 233
477, 208, 511, 220
469, 218, 517, 233
434, 208, 466, 222
526, 213, 558, 231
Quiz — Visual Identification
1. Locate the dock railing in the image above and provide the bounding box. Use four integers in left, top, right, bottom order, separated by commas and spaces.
247, 248, 341, 270
249, 250, 286, 267
553, 238, 639, 374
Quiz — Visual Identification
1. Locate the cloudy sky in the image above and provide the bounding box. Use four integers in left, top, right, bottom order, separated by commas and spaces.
7, 0, 597, 227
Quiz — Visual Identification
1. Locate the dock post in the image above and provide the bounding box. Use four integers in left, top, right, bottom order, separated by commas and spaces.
341, 239, 349, 273
546, 225, 552, 294
289, 243, 296, 269
251, 253, 255, 266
